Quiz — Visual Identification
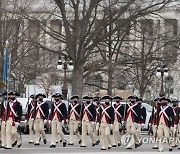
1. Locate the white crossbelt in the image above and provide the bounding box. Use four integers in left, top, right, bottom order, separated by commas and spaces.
54, 102, 63, 116
101, 106, 111, 119
9, 101, 18, 117
127, 103, 137, 116
172, 106, 177, 117
84, 103, 93, 117
159, 106, 169, 121
70, 103, 80, 117
113, 104, 122, 118
30, 103, 34, 113
36, 102, 45, 117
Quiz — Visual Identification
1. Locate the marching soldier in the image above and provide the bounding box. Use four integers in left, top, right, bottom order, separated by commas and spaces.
99, 95, 114, 150
170, 99, 179, 148
33, 93, 49, 145
137, 97, 146, 145
5, 92, 22, 149
125, 95, 141, 149
49, 93, 67, 148
25, 94, 36, 144
157, 97, 174, 152
68, 95, 81, 145
80, 96, 98, 147
112, 96, 124, 147
0, 92, 8, 148
149, 98, 160, 149
93, 97, 101, 144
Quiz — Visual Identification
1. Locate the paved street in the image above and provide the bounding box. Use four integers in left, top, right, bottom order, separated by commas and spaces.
0, 133, 180, 154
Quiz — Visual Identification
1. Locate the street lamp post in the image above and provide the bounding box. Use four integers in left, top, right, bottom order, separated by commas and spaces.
57, 56, 73, 100
156, 64, 168, 97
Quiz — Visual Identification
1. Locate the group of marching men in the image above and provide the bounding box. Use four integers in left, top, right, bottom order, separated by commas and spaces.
0, 92, 180, 152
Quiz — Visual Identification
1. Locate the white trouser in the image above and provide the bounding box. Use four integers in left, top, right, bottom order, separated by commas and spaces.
29, 118, 34, 142
136, 124, 141, 142
6, 118, 21, 148
81, 121, 97, 146
95, 123, 100, 141
157, 124, 171, 151
51, 119, 65, 145
1, 121, 6, 147
69, 120, 81, 144
126, 121, 139, 146
34, 118, 46, 144
100, 122, 111, 149
152, 125, 158, 147
112, 121, 121, 145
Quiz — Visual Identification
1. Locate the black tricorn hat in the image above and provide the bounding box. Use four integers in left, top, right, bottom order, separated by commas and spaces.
154, 98, 159, 102
113, 96, 123, 100
35, 93, 46, 99
52, 93, 63, 98
93, 96, 100, 101
8, 91, 19, 96
30, 94, 36, 99
101, 95, 112, 100
83, 96, 93, 99
137, 97, 143, 102
127, 95, 138, 100
159, 96, 171, 103
70, 95, 79, 100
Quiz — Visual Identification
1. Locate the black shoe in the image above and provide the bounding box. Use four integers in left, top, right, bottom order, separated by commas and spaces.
169, 148, 172, 151
79, 140, 82, 144
50, 145, 56, 148
43, 139, 47, 144
0, 145, 4, 148
68, 143, 74, 145
4, 147, 12, 149
12, 140, 17, 147
118, 143, 121, 146
60, 140, 62, 142
152, 147, 158, 149
34, 143, 40, 145
28, 141, 34, 144
101, 148, 106, 150
135, 143, 139, 148
178, 147, 180, 149
92, 143, 96, 147
56, 142, 58, 143
80, 145, 87, 147
63, 141, 66, 147
112, 145, 117, 147
126, 147, 132, 149
108, 146, 111, 149
96, 140, 100, 145
17, 144, 22, 148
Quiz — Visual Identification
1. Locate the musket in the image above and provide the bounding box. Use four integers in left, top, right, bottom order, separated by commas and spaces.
75, 99, 83, 134
122, 98, 128, 134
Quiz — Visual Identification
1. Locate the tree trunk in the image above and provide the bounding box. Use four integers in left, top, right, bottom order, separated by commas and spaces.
107, 63, 113, 96
72, 62, 84, 99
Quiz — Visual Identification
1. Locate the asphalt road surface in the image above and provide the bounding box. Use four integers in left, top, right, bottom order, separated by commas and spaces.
0, 133, 180, 154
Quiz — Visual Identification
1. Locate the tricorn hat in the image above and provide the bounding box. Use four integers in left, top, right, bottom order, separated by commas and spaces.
113, 96, 123, 100
101, 95, 112, 100
52, 93, 63, 99
8, 91, 19, 96
127, 95, 138, 100
70, 95, 79, 100
35, 93, 46, 99
159, 96, 171, 103
93, 96, 100, 101
83, 96, 93, 99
